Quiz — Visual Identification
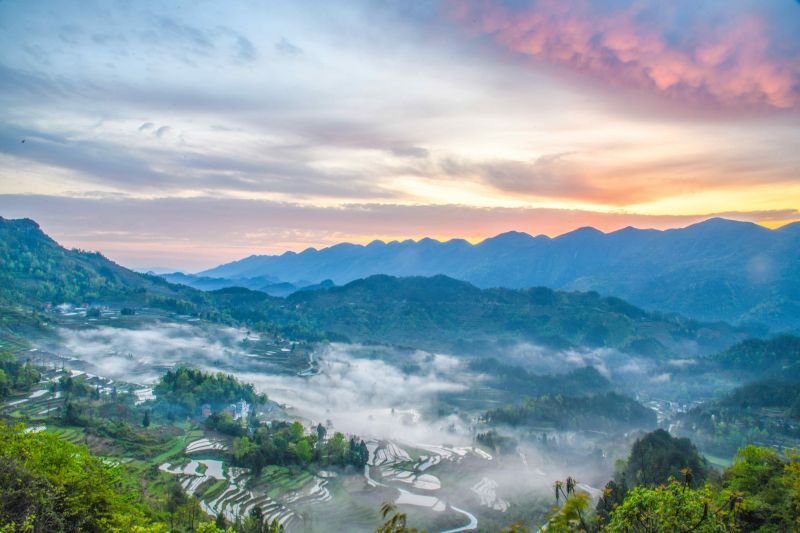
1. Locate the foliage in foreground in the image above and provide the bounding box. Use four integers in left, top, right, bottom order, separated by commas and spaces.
0, 421, 231, 533
0, 420, 153, 532
544, 444, 800, 532
372, 433, 800, 532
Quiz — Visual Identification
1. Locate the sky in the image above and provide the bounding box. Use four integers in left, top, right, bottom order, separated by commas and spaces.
1, 0, 799, 271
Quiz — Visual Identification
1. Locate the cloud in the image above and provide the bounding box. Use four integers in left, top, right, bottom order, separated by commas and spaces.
236, 345, 470, 441
275, 37, 302, 55
0, 0, 797, 233
153, 16, 214, 52
438, 152, 595, 199
446, 0, 800, 110
235, 35, 257, 62
391, 145, 430, 159
0, 124, 166, 187
58, 324, 472, 442
0, 123, 397, 199
1, 194, 796, 270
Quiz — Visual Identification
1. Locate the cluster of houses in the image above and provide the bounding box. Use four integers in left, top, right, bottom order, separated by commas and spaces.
201, 399, 250, 422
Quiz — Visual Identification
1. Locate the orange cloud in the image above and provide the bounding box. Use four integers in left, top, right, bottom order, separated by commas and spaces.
2, 194, 797, 270
447, 1, 799, 110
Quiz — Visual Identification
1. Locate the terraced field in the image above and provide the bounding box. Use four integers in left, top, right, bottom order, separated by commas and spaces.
156, 437, 346, 531
0, 316, 531, 532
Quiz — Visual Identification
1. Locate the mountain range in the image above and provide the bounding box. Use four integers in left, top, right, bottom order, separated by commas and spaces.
0, 216, 751, 357
199, 218, 800, 330
159, 272, 335, 297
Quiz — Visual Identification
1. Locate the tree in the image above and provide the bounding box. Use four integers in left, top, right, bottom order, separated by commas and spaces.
719, 445, 799, 530
166, 482, 188, 530
241, 505, 264, 533
621, 429, 707, 488
545, 477, 591, 532
545, 492, 592, 532
595, 479, 627, 528
289, 421, 304, 442
605, 479, 735, 532
0, 369, 9, 399
142, 409, 150, 428
0, 421, 160, 531
326, 432, 347, 465
377, 503, 424, 533
294, 438, 312, 464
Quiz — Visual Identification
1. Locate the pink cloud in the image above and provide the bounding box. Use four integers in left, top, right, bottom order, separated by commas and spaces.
447, 1, 798, 110
1, 195, 797, 270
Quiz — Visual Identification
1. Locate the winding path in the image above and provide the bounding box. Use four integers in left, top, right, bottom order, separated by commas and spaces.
440, 506, 478, 533
364, 451, 478, 533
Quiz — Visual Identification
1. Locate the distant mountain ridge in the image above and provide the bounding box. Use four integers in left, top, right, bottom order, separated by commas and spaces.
159, 271, 335, 297
200, 218, 800, 330
2, 215, 753, 357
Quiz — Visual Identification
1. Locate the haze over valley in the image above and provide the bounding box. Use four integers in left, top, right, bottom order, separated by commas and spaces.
1, 1, 800, 532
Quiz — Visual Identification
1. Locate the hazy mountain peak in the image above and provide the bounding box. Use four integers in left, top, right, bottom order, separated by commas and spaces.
196, 218, 799, 329
778, 220, 800, 233
479, 230, 538, 246
686, 217, 763, 232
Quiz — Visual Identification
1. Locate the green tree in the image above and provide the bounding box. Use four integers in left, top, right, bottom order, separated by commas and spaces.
605, 479, 734, 532
289, 421, 304, 442
0, 421, 158, 531
166, 481, 188, 530
719, 445, 800, 530
621, 429, 708, 488
294, 438, 312, 464
376, 503, 425, 533
0, 368, 9, 399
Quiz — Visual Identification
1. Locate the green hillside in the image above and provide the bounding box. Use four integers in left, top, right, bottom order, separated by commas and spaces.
0, 217, 750, 357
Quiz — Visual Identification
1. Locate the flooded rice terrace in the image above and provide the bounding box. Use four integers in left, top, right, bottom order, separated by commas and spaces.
18, 309, 566, 531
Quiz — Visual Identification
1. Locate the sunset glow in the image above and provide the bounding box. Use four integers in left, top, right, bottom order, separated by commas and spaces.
1, 1, 798, 270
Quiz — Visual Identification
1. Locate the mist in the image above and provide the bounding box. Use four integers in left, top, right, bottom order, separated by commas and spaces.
50, 319, 657, 520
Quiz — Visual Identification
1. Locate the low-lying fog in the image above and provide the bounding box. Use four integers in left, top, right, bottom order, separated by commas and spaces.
54, 320, 711, 440
56, 322, 473, 442
52, 319, 717, 525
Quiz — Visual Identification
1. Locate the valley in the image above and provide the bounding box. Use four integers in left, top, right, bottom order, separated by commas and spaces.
2, 218, 800, 532
2, 2, 799, 529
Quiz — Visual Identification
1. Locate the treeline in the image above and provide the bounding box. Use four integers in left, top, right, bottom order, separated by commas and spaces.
154, 367, 267, 415
677, 379, 800, 456
483, 392, 656, 432
475, 430, 517, 455
467, 359, 612, 397
231, 421, 369, 473
0, 351, 40, 400
714, 335, 800, 378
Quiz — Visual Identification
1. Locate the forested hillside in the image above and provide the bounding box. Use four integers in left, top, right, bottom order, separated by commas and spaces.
269, 275, 748, 355
0, 217, 750, 357
200, 218, 800, 330
0, 218, 198, 305
713, 335, 800, 378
